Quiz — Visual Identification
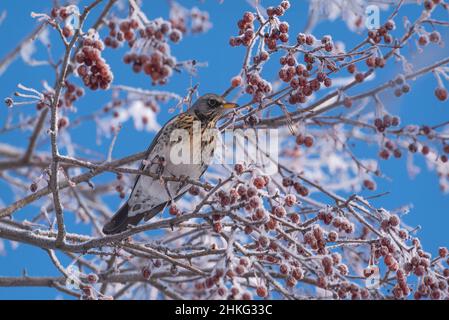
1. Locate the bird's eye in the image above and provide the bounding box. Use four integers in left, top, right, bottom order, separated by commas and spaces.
208, 98, 219, 108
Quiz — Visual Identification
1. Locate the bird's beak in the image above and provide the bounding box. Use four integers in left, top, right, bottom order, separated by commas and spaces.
223, 102, 239, 109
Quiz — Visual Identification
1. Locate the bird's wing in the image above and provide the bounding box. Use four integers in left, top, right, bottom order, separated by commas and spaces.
127, 114, 181, 217
129, 113, 179, 193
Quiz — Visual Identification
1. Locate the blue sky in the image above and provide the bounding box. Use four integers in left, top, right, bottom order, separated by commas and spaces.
0, 0, 448, 299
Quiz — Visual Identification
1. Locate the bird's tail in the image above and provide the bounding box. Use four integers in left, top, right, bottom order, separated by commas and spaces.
102, 202, 145, 235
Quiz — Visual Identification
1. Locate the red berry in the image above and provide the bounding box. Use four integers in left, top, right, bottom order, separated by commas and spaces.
234, 163, 244, 174
247, 187, 257, 197
418, 35, 429, 46
249, 196, 261, 208
389, 215, 400, 227
243, 12, 254, 23
213, 222, 222, 233
280, 1, 290, 10
385, 20, 395, 31
430, 31, 441, 43
408, 143, 418, 153
169, 205, 179, 216
355, 73, 365, 83
231, 76, 242, 87
59, 8, 69, 19
438, 247, 448, 258
256, 286, 267, 297
87, 274, 99, 284
379, 149, 390, 160
286, 276, 297, 287
241, 292, 252, 300
285, 194, 296, 207
343, 97, 353, 108
290, 213, 300, 224
327, 231, 338, 242
435, 87, 448, 101
235, 265, 245, 275
273, 206, 286, 218
142, 267, 151, 279
169, 29, 182, 43
347, 64, 356, 74
253, 177, 266, 189
443, 145, 449, 154
363, 179, 376, 190
279, 22, 289, 33
57, 117, 69, 129
292, 268, 303, 280
30, 182, 38, 193
62, 25, 74, 38
304, 136, 314, 147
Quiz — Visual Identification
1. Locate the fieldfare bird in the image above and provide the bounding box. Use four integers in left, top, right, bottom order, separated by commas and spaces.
102, 93, 237, 234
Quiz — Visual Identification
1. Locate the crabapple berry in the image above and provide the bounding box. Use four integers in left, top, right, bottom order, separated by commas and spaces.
231, 76, 243, 87
435, 87, 448, 101
169, 205, 179, 215
284, 194, 296, 207
142, 266, 151, 279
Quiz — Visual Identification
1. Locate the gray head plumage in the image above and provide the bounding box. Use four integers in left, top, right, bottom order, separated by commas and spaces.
188, 93, 238, 122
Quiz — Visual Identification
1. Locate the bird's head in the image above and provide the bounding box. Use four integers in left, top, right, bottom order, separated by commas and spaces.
189, 93, 238, 123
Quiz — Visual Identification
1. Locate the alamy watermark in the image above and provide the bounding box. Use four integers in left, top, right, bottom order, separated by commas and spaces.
365, 5, 381, 30
168, 121, 279, 175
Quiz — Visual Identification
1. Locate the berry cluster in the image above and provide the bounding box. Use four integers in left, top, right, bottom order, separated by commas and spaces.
377, 122, 449, 164
380, 214, 400, 231
263, 16, 290, 50
123, 50, 175, 85
50, 6, 77, 20
229, 1, 291, 49
317, 210, 334, 226
282, 177, 310, 197
266, 1, 290, 18
75, 36, 113, 90
244, 72, 273, 102
331, 216, 355, 234
373, 114, 400, 133
229, 11, 256, 47
104, 19, 139, 48
346, 63, 368, 86
378, 139, 403, 160
303, 225, 328, 254
108, 18, 180, 85
62, 80, 84, 107
369, 234, 446, 299
367, 19, 396, 45
50, 6, 78, 38
295, 134, 314, 147
404, 254, 438, 298
418, 30, 442, 46
392, 74, 411, 97
336, 281, 370, 299
279, 41, 334, 105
